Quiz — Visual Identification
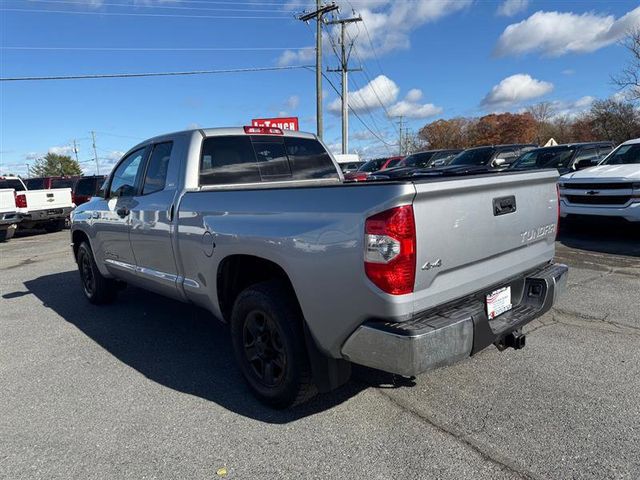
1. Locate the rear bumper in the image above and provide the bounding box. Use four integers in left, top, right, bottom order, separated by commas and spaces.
0, 211, 21, 226
20, 206, 74, 222
341, 262, 568, 377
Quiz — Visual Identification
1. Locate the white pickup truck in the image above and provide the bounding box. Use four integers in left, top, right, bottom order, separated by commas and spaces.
559, 138, 640, 223
0, 188, 20, 241
0, 176, 74, 232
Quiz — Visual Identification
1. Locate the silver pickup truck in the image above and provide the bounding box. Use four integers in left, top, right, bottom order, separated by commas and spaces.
70, 126, 567, 408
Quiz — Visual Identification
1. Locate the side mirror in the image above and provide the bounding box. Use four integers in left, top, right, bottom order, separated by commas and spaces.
492, 158, 507, 167
115, 184, 136, 198
575, 159, 596, 170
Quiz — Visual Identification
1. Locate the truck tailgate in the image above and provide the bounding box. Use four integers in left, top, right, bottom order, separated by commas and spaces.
25, 188, 73, 210
0, 189, 16, 214
411, 170, 558, 313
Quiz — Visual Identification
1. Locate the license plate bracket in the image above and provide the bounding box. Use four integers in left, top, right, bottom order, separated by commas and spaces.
486, 286, 512, 320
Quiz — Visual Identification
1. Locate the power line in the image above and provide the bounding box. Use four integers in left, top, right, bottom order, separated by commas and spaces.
0, 8, 292, 19
310, 68, 395, 152
25, 0, 297, 13
0, 64, 313, 82
2, 46, 314, 52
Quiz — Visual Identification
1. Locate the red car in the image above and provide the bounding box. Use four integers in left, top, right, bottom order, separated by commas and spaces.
343, 156, 404, 181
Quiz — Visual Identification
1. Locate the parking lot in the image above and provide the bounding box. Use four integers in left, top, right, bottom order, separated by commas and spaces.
1, 224, 639, 480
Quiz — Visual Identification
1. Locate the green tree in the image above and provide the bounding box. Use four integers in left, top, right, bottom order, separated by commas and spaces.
31, 152, 83, 177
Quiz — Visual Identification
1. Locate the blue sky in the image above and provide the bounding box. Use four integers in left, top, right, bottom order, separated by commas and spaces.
1, 0, 639, 176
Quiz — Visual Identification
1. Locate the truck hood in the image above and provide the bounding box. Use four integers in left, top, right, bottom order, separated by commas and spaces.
561, 164, 640, 182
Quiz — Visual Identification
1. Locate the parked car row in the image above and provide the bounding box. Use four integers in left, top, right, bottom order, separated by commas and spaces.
346, 138, 638, 225
0, 174, 106, 242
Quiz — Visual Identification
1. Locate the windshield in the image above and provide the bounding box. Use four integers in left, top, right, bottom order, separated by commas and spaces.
51, 178, 76, 189
358, 159, 385, 172
401, 152, 435, 168
513, 147, 575, 170
0, 178, 26, 191
601, 144, 640, 165
449, 147, 494, 166
25, 178, 45, 189
385, 158, 401, 168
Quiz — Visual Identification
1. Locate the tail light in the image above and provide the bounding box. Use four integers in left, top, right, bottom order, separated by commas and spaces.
15, 193, 27, 208
364, 205, 416, 295
243, 126, 283, 135
556, 184, 560, 236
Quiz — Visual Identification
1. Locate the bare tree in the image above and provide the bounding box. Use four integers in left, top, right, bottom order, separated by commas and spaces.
612, 29, 640, 102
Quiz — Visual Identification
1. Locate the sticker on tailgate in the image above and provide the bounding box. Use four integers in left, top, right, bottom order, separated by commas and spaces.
486, 286, 512, 320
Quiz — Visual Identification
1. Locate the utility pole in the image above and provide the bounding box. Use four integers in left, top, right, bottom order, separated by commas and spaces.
72, 139, 79, 163
298, 2, 338, 141
91, 131, 100, 175
397, 116, 404, 156
326, 15, 362, 154
25, 163, 30, 178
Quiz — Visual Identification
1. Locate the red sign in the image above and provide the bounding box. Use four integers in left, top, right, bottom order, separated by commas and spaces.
251, 117, 299, 131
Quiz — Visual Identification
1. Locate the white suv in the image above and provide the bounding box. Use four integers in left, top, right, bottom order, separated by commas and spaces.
559, 138, 640, 223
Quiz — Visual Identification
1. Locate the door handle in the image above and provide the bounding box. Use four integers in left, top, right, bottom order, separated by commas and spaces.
116, 206, 130, 218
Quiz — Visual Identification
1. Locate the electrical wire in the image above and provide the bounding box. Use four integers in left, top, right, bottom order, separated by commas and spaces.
324, 22, 391, 147
0, 8, 293, 19
24, 0, 297, 13
306, 67, 396, 151
2, 46, 314, 52
0, 64, 314, 81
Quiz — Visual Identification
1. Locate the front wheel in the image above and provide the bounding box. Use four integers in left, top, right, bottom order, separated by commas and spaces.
76, 242, 118, 304
230, 280, 317, 408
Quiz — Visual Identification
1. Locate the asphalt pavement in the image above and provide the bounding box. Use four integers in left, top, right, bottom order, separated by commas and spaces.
1, 223, 639, 479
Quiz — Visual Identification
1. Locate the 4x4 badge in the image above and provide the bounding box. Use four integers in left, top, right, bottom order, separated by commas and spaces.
421, 259, 442, 271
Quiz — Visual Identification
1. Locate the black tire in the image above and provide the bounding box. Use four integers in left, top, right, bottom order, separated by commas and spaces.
0, 225, 16, 242
230, 280, 317, 408
76, 242, 118, 304
44, 219, 65, 233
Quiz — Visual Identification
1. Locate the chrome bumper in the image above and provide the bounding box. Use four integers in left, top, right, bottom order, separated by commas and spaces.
341, 262, 568, 377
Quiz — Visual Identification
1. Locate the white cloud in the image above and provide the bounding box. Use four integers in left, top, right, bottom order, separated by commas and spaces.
282, 0, 470, 65
405, 88, 423, 102
48, 145, 76, 156
482, 74, 553, 108
495, 7, 640, 57
328, 75, 399, 114
343, 0, 473, 60
497, 0, 529, 17
285, 95, 300, 110
277, 48, 315, 66
387, 89, 442, 119
547, 96, 595, 119
561, 69, 575, 76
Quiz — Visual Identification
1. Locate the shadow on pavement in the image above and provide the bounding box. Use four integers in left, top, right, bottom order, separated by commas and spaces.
558, 217, 640, 257
15, 270, 409, 423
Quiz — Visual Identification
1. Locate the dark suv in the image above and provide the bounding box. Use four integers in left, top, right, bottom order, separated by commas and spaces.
448, 144, 537, 169
368, 149, 463, 179
510, 142, 614, 174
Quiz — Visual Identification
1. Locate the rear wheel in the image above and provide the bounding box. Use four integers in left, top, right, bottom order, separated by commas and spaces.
44, 219, 65, 233
0, 225, 16, 242
76, 242, 118, 304
230, 280, 317, 408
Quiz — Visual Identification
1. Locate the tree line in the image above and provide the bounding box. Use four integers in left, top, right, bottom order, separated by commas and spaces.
417, 98, 640, 151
